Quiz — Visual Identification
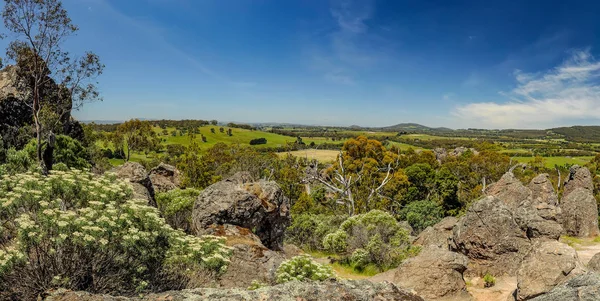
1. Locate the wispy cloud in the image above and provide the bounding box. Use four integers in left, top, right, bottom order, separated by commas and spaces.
95, 0, 254, 88
307, 0, 394, 84
454, 49, 600, 128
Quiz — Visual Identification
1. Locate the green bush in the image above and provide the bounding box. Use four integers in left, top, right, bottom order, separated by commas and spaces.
156, 188, 202, 232
322, 210, 418, 271
275, 255, 334, 283
483, 273, 496, 288
286, 213, 347, 251
0, 170, 232, 299
399, 200, 443, 233
1, 147, 34, 175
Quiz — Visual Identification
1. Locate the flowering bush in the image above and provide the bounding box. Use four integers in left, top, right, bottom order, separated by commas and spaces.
0, 169, 232, 299
275, 255, 334, 283
156, 188, 201, 232
322, 210, 419, 271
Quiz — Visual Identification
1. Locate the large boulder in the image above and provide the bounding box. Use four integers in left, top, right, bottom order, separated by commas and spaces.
149, 163, 181, 193
528, 272, 600, 301
563, 165, 594, 197
560, 187, 599, 237
528, 174, 559, 207
587, 253, 600, 272
413, 216, 458, 249
111, 162, 155, 206
516, 240, 586, 300
452, 196, 532, 276
201, 224, 287, 288
383, 246, 470, 300
45, 280, 426, 301
485, 172, 532, 210
191, 173, 290, 250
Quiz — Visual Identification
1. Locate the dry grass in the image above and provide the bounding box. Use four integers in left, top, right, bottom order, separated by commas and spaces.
278, 149, 340, 162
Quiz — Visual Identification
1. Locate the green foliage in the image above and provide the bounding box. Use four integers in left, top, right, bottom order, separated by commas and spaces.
156, 188, 201, 232
399, 200, 444, 233
247, 280, 267, 290
249, 138, 267, 145
286, 214, 347, 251
2, 147, 34, 175
323, 210, 418, 271
483, 273, 496, 288
275, 255, 334, 283
0, 170, 232, 299
53, 135, 91, 169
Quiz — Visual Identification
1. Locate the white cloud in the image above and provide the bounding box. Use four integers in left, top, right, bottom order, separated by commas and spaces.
453, 49, 600, 128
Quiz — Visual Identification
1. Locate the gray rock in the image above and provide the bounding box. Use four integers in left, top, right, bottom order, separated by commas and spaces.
45, 280, 426, 301
587, 253, 600, 272
201, 224, 287, 288
149, 163, 181, 193
516, 240, 586, 300
485, 172, 532, 210
528, 174, 559, 207
560, 187, 599, 237
389, 246, 470, 300
413, 216, 458, 249
563, 165, 594, 197
111, 162, 155, 206
191, 173, 290, 250
528, 272, 600, 301
453, 196, 531, 276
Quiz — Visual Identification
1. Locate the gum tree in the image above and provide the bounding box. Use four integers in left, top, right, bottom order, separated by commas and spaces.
2, 0, 104, 171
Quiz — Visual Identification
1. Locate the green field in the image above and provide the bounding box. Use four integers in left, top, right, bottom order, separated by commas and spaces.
401, 134, 471, 141
513, 156, 594, 168
278, 149, 340, 162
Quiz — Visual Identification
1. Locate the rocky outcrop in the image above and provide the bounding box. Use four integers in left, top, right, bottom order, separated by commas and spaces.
560, 188, 599, 237
559, 166, 599, 238
149, 163, 181, 193
452, 196, 531, 276
191, 173, 290, 250
485, 172, 531, 210
44, 280, 426, 301
201, 224, 287, 288
528, 174, 559, 207
563, 165, 594, 197
516, 240, 586, 300
384, 246, 470, 300
111, 162, 156, 206
528, 272, 600, 301
414, 216, 458, 249
587, 253, 600, 272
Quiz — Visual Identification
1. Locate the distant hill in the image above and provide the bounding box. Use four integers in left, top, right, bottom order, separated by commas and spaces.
379, 123, 453, 133
549, 126, 600, 142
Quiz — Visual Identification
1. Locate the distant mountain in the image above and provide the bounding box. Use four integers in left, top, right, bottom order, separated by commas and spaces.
379, 123, 453, 133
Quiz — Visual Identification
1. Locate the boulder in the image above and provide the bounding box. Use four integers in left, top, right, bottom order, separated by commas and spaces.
191, 173, 290, 250
111, 162, 155, 206
201, 224, 287, 288
563, 165, 594, 197
452, 196, 531, 276
45, 280, 426, 301
514, 198, 563, 241
516, 240, 586, 300
528, 174, 559, 207
149, 163, 181, 193
413, 216, 458, 249
528, 272, 600, 301
588, 253, 600, 272
433, 148, 448, 163
386, 246, 470, 300
560, 187, 599, 237
485, 172, 532, 210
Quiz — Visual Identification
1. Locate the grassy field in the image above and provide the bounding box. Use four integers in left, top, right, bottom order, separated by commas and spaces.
400, 134, 471, 141
387, 141, 423, 150
278, 149, 340, 162
513, 156, 594, 168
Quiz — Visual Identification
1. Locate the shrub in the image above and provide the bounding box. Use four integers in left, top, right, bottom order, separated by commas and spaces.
247, 280, 267, 290
2, 147, 34, 175
286, 214, 347, 251
275, 255, 334, 283
399, 200, 443, 233
0, 170, 232, 299
483, 273, 496, 288
156, 188, 201, 232
249, 138, 267, 145
322, 210, 418, 271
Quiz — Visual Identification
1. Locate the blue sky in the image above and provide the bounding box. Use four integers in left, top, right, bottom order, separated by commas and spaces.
2, 0, 600, 129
